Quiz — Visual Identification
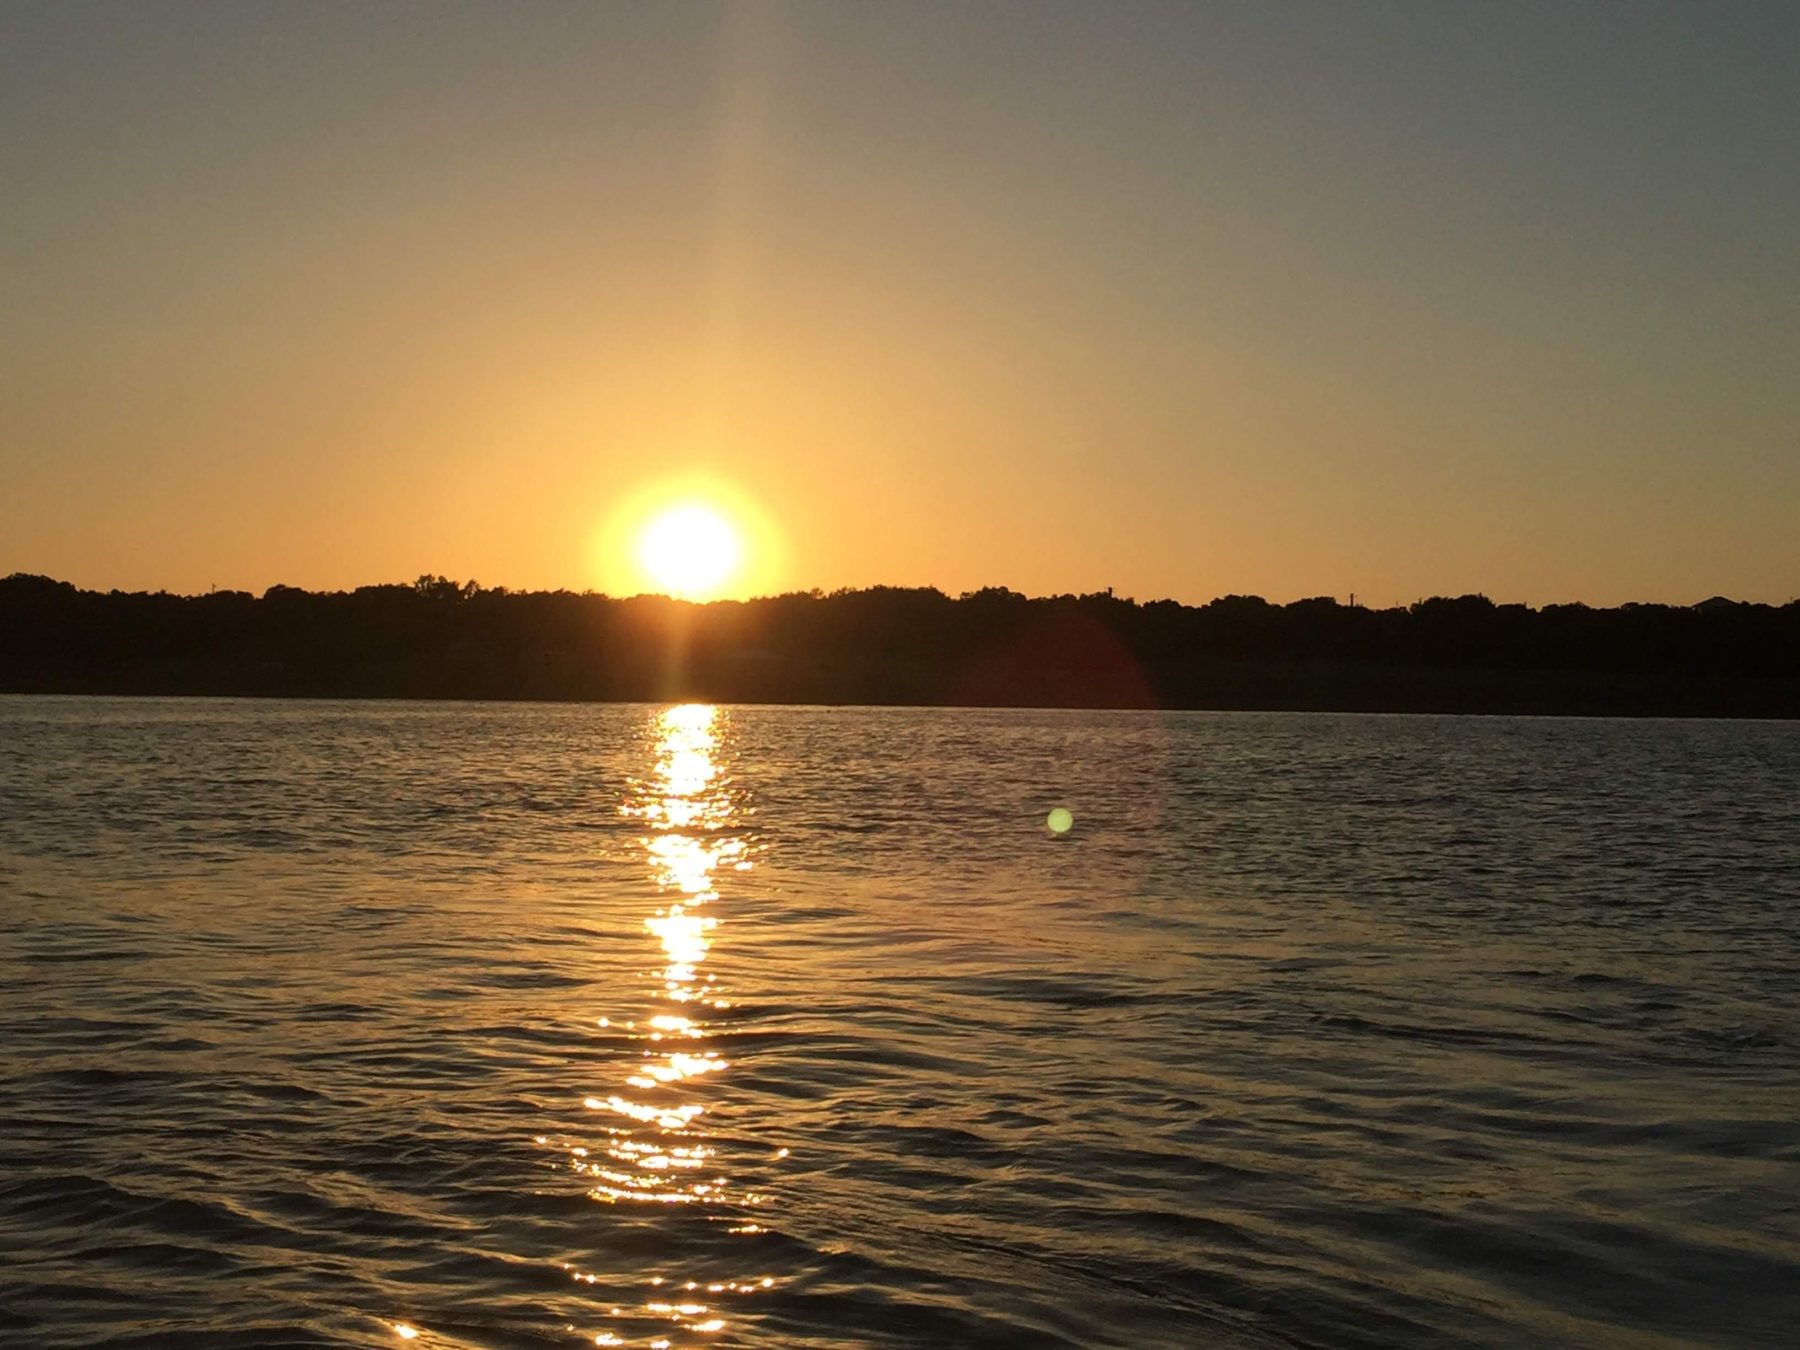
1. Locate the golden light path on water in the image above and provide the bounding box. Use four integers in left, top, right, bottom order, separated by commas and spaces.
561, 704, 776, 1347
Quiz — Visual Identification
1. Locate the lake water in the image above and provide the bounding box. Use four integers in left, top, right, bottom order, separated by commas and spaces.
2, 697, 1797, 1349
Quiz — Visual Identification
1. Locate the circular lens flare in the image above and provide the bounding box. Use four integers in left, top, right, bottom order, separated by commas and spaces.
636, 505, 743, 600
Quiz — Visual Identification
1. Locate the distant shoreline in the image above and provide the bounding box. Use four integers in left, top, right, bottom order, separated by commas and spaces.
6, 574, 1796, 719
3, 690, 1797, 721
3, 686, 1794, 720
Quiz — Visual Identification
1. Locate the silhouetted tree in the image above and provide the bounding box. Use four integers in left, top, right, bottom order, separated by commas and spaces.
1, 573, 1795, 715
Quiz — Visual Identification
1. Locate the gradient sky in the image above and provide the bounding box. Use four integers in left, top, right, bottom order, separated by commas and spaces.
3, 1, 1795, 605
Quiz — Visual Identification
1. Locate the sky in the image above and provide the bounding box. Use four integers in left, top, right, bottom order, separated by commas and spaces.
2, 0, 1796, 606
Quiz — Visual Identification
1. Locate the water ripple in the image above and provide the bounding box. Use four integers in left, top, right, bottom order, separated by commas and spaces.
1, 698, 1797, 1346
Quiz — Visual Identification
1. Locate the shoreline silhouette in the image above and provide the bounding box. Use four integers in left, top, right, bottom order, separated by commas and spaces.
3, 573, 1795, 717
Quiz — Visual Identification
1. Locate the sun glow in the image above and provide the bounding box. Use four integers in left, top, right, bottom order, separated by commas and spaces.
591, 476, 783, 600
635, 504, 743, 600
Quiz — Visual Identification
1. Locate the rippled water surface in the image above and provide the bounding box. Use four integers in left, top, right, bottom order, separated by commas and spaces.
2, 697, 1798, 1349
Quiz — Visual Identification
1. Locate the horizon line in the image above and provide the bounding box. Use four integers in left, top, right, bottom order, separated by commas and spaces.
5, 571, 1794, 613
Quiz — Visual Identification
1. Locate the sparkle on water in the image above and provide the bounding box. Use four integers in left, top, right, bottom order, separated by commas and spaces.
571, 703, 765, 1342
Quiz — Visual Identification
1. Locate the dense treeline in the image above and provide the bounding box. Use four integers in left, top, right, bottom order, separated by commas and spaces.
3, 573, 1797, 715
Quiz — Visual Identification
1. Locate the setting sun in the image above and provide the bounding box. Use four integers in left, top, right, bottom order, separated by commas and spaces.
591, 477, 784, 600
635, 504, 744, 601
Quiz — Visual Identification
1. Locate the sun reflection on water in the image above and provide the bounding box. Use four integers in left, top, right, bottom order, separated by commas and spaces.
562, 704, 778, 1345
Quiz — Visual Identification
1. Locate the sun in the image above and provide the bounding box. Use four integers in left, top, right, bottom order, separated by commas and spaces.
594, 476, 781, 599
635, 503, 744, 600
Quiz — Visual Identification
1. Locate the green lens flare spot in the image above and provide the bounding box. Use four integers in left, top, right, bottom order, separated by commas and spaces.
1046, 807, 1074, 834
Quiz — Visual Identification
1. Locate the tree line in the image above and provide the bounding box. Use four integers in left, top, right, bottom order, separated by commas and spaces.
2, 573, 1796, 715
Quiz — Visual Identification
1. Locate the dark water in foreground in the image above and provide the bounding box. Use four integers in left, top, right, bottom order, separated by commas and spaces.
1, 698, 1797, 1350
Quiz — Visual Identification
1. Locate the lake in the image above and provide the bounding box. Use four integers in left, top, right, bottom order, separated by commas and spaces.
2, 697, 1796, 1348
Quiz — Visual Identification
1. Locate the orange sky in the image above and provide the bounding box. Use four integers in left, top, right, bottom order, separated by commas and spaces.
2, 3, 1795, 606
